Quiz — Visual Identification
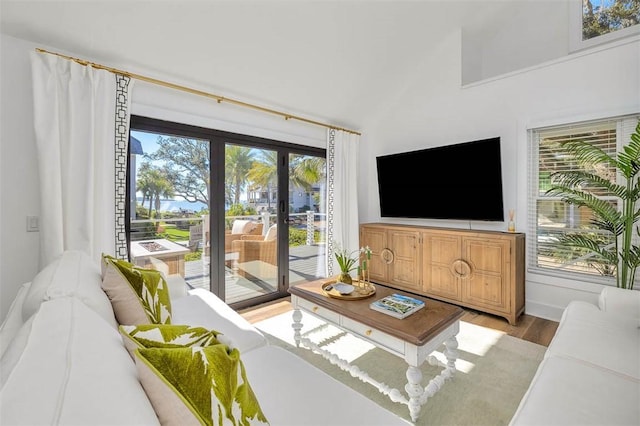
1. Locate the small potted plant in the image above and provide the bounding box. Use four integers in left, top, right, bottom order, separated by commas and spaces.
334, 243, 360, 284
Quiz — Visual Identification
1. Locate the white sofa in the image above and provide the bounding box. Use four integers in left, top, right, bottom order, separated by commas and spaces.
510, 286, 640, 425
0, 250, 408, 425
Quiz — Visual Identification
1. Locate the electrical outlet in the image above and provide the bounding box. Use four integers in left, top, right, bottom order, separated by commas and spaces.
27, 215, 39, 232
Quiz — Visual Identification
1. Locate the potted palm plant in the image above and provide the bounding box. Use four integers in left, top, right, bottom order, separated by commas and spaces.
546, 120, 640, 290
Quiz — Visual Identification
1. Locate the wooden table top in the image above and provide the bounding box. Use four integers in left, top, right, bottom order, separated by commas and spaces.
289, 279, 464, 346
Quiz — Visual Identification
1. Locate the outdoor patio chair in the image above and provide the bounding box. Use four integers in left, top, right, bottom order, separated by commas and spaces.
188, 222, 203, 252
225, 220, 264, 254
231, 224, 277, 279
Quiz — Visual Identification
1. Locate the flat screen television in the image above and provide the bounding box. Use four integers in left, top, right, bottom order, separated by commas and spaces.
376, 137, 504, 221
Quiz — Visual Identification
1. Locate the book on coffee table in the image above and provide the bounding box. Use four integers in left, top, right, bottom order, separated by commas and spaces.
370, 293, 425, 319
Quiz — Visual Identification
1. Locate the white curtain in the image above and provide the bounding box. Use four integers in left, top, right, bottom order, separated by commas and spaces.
30, 52, 133, 267
326, 129, 360, 276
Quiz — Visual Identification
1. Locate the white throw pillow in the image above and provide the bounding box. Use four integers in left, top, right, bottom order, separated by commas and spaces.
21, 250, 117, 328
0, 298, 159, 425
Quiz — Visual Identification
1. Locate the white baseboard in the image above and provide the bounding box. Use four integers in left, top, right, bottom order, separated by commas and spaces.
524, 276, 606, 322
524, 300, 565, 322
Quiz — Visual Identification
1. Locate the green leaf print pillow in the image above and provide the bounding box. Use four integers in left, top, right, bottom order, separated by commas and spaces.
101, 255, 172, 325
119, 324, 232, 357
135, 345, 268, 426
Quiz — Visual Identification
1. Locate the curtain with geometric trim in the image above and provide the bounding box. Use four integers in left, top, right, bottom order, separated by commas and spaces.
30, 52, 133, 267
114, 76, 133, 260
326, 129, 360, 277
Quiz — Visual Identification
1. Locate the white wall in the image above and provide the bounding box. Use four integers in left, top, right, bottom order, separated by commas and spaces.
0, 35, 41, 321
359, 31, 640, 321
0, 34, 325, 322
462, 1, 569, 84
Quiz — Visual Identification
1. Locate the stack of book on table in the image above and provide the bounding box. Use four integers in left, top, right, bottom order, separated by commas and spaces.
369, 293, 425, 319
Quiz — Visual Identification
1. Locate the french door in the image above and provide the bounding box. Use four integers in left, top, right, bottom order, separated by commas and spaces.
127, 116, 327, 309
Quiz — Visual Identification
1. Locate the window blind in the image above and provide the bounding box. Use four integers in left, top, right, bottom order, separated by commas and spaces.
528, 114, 640, 282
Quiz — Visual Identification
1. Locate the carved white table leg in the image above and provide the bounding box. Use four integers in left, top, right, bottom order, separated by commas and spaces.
291, 308, 303, 347
405, 366, 424, 422
415, 336, 460, 413
444, 336, 459, 374
299, 335, 409, 406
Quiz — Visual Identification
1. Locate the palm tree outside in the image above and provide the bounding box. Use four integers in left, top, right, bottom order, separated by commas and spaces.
225, 145, 255, 206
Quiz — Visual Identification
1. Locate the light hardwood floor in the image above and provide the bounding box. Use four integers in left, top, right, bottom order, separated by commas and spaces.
239, 297, 560, 347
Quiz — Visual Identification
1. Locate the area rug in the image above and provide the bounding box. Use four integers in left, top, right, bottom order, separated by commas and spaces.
253, 311, 545, 425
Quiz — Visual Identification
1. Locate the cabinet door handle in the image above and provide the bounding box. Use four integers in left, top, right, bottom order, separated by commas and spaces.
381, 248, 394, 264
451, 259, 472, 278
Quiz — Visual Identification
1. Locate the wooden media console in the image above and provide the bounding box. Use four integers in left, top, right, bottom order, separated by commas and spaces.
360, 223, 525, 325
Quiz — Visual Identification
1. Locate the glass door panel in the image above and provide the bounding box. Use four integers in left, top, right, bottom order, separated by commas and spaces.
129, 117, 327, 309
224, 144, 279, 304
288, 153, 327, 286
128, 130, 210, 293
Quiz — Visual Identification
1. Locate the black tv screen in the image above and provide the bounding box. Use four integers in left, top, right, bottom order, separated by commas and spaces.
376, 137, 504, 221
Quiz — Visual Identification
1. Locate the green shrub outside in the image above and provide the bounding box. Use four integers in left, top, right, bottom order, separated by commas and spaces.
288, 228, 321, 246
185, 250, 202, 262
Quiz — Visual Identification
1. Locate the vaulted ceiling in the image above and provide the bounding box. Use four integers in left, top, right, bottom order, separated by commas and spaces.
0, 0, 571, 131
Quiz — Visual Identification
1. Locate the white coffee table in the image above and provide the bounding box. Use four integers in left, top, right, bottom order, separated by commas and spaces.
289, 280, 464, 422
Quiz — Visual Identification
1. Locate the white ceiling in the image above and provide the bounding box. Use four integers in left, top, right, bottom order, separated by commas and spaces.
0, 0, 568, 131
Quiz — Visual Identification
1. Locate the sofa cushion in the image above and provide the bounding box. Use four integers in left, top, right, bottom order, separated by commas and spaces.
241, 345, 409, 425
510, 355, 639, 425
547, 300, 640, 379
0, 297, 159, 425
598, 286, 640, 320
119, 324, 230, 357
171, 288, 267, 353
135, 345, 268, 426
101, 255, 172, 325
21, 250, 117, 327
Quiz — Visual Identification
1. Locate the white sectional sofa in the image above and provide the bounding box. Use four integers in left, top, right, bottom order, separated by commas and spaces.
0, 250, 408, 425
510, 286, 640, 425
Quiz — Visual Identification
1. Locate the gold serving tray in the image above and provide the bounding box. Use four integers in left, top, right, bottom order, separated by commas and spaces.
321, 280, 376, 300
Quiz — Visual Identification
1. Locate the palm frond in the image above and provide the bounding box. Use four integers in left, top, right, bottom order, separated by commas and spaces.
616, 121, 640, 179
548, 170, 625, 197
556, 234, 617, 264
627, 183, 640, 203
558, 139, 618, 170
589, 218, 620, 235
620, 245, 640, 268
546, 186, 619, 220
